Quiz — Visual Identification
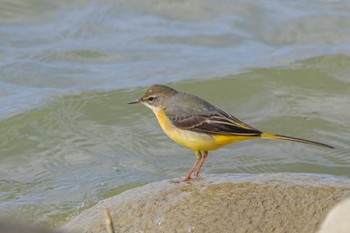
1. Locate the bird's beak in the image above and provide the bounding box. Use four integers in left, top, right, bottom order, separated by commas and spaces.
128, 98, 141, 104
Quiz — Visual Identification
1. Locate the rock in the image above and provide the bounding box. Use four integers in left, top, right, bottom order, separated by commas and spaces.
62, 174, 350, 233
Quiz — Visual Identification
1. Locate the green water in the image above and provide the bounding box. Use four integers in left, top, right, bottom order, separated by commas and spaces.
1, 0, 350, 228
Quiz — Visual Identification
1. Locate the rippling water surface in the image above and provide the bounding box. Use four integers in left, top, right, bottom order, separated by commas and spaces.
1, 0, 350, 227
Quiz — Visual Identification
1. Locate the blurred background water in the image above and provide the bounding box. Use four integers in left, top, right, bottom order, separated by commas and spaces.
1, 0, 350, 227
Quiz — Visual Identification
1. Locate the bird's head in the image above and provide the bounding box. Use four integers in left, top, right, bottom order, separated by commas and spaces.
128, 84, 178, 112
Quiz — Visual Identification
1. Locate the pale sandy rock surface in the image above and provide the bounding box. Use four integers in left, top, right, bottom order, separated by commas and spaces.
62, 174, 350, 233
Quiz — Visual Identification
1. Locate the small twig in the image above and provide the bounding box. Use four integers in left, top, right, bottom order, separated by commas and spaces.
104, 208, 115, 233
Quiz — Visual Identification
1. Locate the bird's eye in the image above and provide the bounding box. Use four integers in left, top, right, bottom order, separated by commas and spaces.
148, 96, 155, 102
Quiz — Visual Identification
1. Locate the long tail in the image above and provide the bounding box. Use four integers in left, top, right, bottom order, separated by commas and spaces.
261, 132, 334, 149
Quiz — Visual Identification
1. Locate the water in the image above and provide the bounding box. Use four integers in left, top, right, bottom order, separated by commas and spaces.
1, 0, 350, 227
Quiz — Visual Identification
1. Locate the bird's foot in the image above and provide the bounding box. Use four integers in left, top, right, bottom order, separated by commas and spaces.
186, 174, 203, 182
169, 176, 192, 183
169, 175, 203, 184
184, 175, 192, 182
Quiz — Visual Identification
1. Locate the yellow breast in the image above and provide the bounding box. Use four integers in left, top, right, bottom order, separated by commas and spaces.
155, 109, 252, 151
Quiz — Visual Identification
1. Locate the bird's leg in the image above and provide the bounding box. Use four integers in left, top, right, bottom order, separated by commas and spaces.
194, 151, 208, 177
184, 151, 202, 181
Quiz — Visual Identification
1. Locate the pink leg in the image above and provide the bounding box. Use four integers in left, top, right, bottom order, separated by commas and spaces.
194, 151, 208, 177
184, 151, 202, 181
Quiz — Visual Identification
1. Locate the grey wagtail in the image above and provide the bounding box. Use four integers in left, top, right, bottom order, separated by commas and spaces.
129, 84, 334, 180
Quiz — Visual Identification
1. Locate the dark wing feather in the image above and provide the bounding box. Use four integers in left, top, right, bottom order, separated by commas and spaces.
167, 108, 261, 136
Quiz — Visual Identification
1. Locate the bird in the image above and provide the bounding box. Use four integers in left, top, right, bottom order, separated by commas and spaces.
128, 84, 334, 181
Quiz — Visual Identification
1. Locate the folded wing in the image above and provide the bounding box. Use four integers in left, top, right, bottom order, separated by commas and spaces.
167, 107, 262, 136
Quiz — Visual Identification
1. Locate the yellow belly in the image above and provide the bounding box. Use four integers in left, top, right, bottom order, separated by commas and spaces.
155, 110, 254, 151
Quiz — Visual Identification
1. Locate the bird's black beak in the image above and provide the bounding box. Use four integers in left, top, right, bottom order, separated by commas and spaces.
128, 99, 141, 104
